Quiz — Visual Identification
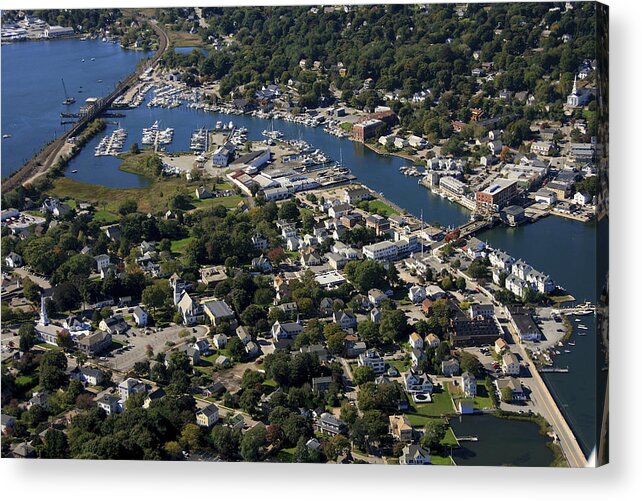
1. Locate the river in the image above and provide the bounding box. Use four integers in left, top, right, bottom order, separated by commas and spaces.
2, 39, 601, 464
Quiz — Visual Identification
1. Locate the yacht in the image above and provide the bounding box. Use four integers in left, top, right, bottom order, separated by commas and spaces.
81, 58, 85, 62
2, 134, 11, 139
71, 169, 78, 173
578, 325, 588, 330
91, 57, 96, 61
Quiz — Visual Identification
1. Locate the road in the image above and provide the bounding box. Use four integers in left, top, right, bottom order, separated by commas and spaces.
503, 316, 587, 467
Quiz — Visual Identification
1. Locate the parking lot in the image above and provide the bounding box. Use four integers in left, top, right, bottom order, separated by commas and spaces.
100, 324, 209, 372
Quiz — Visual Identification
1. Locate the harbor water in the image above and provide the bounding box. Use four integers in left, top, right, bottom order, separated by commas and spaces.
1, 39, 600, 461
1, 39, 148, 177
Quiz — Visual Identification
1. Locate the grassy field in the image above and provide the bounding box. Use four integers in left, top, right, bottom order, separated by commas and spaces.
169, 30, 204, 47
93, 210, 119, 224
368, 199, 400, 217
340, 122, 353, 132
449, 381, 495, 411
171, 236, 196, 254
387, 358, 411, 374
48, 152, 241, 215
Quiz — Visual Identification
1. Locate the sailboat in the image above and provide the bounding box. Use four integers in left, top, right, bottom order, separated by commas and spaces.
61, 78, 76, 105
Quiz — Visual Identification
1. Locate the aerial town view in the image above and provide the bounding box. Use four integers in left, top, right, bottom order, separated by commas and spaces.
0, 3, 608, 467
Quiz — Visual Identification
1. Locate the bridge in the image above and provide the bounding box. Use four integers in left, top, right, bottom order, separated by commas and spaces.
2, 17, 170, 194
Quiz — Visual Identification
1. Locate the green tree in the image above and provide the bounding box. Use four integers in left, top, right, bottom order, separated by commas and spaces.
352, 365, 376, 386
419, 421, 448, 451
19, 324, 37, 352
141, 282, 170, 315
501, 386, 514, 403
240, 426, 266, 461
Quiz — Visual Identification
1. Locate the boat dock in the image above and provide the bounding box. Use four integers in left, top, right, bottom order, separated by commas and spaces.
95, 128, 127, 156
540, 367, 570, 373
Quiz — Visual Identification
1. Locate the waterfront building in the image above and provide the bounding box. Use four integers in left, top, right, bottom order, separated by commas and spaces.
534, 189, 557, 205
475, 179, 518, 210
352, 119, 384, 142
505, 305, 542, 342
440, 176, 467, 196
343, 187, 372, 204
399, 445, 431, 465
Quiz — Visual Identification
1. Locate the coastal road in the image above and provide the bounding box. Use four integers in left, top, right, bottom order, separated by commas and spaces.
504, 321, 588, 467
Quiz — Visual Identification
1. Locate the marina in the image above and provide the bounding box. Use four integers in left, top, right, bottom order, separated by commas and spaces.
94, 127, 127, 156
141, 120, 174, 149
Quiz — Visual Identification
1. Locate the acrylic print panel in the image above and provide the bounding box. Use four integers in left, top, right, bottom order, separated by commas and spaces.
0, 2, 608, 467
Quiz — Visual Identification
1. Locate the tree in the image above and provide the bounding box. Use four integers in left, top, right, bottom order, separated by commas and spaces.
52, 282, 81, 312
118, 199, 138, 216
277, 200, 300, 221
344, 260, 389, 293
141, 283, 170, 315
324, 323, 346, 354
130, 142, 140, 154
239, 388, 261, 416
357, 319, 380, 347
22, 278, 42, 303
180, 423, 202, 451
240, 426, 266, 461
321, 434, 351, 461
460, 352, 484, 378
352, 365, 376, 386
501, 386, 514, 403
39, 351, 68, 391
210, 426, 241, 459
19, 324, 37, 352
41, 429, 69, 459
227, 337, 246, 362
420, 421, 448, 451
379, 308, 409, 343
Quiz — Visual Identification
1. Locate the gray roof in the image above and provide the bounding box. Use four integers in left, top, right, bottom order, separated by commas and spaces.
203, 300, 235, 319
198, 404, 219, 418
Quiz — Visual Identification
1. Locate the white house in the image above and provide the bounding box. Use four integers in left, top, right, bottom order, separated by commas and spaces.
132, 306, 148, 327
461, 372, 477, 398
534, 189, 557, 206
425, 333, 440, 349
502, 352, 521, 376
409, 332, 424, 350
4, 252, 22, 268
368, 288, 388, 306
403, 370, 433, 393
399, 444, 431, 465
118, 378, 146, 401
94, 254, 110, 272
573, 191, 592, 206
196, 404, 219, 427
358, 349, 386, 374
212, 333, 228, 349
333, 310, 357, 330
408, 285, 426, 304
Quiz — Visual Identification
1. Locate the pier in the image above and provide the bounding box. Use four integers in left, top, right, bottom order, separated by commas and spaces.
2, 16, 169, 193
540, 367, 570, 373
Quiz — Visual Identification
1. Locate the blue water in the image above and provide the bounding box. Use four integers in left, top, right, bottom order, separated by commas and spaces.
1, 39, 149, 177
1, 39, 601, 460
173, 46, 208, 56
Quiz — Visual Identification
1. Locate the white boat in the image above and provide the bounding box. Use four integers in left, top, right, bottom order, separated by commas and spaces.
81, 58, 85, 62
574, 310, 593, 316
91, 57, 95, 61
577, 332, 587, 336
578, 325, 588, 330
574, 318, 581, 322
568, 342, 576, 346
2, 134, 11, 139
71, 169, 78, 173
564, 350, 571, 353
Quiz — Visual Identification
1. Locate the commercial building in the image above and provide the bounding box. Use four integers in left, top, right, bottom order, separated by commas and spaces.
353, 119, 384, 142
475, 179, 518, 210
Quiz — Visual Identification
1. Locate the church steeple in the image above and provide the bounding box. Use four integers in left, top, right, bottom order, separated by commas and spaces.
39, 294, 49, 326
572, 74, 577, 95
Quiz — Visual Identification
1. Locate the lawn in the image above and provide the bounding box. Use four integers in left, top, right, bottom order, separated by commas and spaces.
405, 388, 456, 425
431, 455, 454, 465
339, 122, 353, 132
171, 236, 196, 254
273, 446, 296, 463
368, 199, 400, 217
93, 210, 119, 224
449, 381, 495, 411
387, 359, 411, 373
